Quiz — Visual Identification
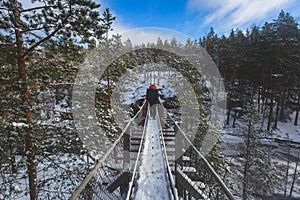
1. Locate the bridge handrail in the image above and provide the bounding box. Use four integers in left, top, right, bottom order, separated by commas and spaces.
69, 101, 146, 200
162, 105, 235, 200
157, 107, 179, 200
125, 103, 150, 200
175, 123, 234, 200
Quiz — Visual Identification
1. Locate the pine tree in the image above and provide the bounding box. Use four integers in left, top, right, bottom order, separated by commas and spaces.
0, 1, 114, 199
272, 11, 300, 122
228, 106, 279, 199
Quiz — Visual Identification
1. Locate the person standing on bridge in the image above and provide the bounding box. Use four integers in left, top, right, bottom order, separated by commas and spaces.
146, 84, 160, 118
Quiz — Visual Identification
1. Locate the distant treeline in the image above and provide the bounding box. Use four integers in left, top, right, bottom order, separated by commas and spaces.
200, 10, 299, 128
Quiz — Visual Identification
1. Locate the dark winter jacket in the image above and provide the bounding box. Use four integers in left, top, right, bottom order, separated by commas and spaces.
146, 88, 159, 106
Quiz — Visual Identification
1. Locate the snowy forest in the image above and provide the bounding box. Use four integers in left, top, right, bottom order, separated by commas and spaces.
0, 0, 300, 199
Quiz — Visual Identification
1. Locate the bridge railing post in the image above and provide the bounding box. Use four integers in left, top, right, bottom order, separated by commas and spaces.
172, 120, 235, 200
123, 124, 130, 169
174, 123, 182, 167
174, 122, 184, 197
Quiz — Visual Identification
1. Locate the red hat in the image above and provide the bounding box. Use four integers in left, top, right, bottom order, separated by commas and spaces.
149, 84, 157, 90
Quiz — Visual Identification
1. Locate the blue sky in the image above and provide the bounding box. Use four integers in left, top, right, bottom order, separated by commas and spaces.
98, 0, 299, 40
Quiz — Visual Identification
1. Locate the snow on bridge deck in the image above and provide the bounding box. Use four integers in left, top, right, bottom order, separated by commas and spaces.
134, 118, 171, 200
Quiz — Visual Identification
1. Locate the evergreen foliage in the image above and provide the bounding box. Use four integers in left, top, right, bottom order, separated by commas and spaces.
201, 11, 299, 128
200, 11, 299, 198
0, 0, 115, 199
0, 5, 299, 199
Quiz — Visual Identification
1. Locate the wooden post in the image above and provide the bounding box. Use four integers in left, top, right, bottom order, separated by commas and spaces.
122, 125, 131, 194
123, 125, 131, 167
175, 124, 183, 166
174, 123, 180, 195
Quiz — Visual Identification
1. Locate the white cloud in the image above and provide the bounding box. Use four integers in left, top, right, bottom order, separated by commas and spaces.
118, 27, 189, 46
96, 0, 191, 43
109, 22, 131, 37
95, 1, 181, 45
187, 0, 296, 34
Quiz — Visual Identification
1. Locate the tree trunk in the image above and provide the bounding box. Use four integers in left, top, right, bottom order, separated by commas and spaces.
242, 115, 252, 200
257, 87, 261, 113
294, 92, 299, 126
260, 87, 266, 115
284, 137, 290, 197
232, 110, 237, 128
105, 33, 114, 125
107, 68, 112, 105
26, 127, 37, 200
261, 93, 268, 128
267, 96, 273, 131
226, 107, 231, 125
13, 1, 37, 199
274, 97, 280, 129
289, 150, 300, 197
279, 89, 287, 121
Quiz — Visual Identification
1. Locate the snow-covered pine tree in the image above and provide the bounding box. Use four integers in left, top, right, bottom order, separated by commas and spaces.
0, 0, 114, 199
230, 105, 279, 199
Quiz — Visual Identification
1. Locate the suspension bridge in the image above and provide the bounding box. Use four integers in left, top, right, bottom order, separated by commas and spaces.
69, 102, 235, 200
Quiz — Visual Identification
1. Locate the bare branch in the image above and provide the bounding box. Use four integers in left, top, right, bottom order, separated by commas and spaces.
23, 3, 73, 57
0, 7, 10, 11
21, 26, 46, 34
20, 5, 57, 13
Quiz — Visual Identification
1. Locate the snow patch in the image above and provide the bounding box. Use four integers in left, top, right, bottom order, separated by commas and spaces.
134, 118, 170, 199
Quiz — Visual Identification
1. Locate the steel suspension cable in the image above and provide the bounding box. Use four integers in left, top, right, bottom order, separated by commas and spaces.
125, 103, 150, 200
160, 104, 235, 200
69, 101, 146, 200
156, 107, 179, 200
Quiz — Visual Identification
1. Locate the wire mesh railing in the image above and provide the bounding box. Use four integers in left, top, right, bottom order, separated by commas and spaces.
69, 101, 146, 200
171, 119, 235, 200
125, 104, 149, 200
126, 104, 179, 200
70, 101, 234, 200
157, 107, 179, 200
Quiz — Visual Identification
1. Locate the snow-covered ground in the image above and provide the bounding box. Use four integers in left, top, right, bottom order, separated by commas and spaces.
114, 66, 178, 106
134, 118, 171, 200
222, 112, 300, 157
0, 153, 91, 200
272, 112, 300, 143
221, 112, 300, 198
